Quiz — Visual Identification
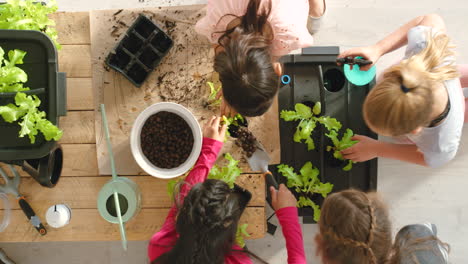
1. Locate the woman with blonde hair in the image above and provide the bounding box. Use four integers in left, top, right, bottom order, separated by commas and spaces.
338, 14, 467, 167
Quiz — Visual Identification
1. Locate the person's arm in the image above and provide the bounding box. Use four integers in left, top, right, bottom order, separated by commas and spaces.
178, 116, 226, 200
338, 14, 446, 71
148, 117, 226, 261
271, 185, 307, 264
341, 135, 427, 166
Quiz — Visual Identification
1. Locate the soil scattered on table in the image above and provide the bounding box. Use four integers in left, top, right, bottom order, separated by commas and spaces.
141, 111, 194, 168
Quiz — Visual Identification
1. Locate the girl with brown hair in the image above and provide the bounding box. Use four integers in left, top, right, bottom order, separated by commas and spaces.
195, 0, 326, 117
337, 14, 467, 168
316, 189, 450, 264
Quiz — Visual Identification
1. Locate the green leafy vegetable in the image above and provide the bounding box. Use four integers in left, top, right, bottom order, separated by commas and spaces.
166, 179, 179, 198
297, 197, 321, 222
317, 116, 342, 132
281, 103, 321, 150
206, 82, 222, 107
222, 114, 245, 139
277, 162, 333, 221
325, 128, 358, 171
0, 0, 61, 49
235, 223, 250, 248
0, 47, 62, 143
208, 153, 242, 188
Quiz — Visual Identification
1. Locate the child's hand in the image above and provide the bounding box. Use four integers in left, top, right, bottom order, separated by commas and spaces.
203, 116, 227, 142
337, 45, 382, 71
270, 184, 297, 211
341, 135, 380, 162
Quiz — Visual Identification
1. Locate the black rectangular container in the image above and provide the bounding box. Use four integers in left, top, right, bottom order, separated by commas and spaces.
106, 14, 174, 87
270, 46, 378, 223
0, 30, 66, 161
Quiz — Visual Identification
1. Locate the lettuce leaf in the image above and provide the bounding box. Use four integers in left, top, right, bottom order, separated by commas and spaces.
0, 47, 62, 143
277, 162, 332, 197
207, 82, 221, 107
297, 197, 321, 222
0, 0, 61, 49
208, 153, 242, 189
326, 128, 358, 171
235, 223, 250, 248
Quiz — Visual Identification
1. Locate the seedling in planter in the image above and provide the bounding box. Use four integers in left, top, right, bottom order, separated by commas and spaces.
0, 0, 61, 49
206, 82, 222, 107
326, 128, 358, 171
0, 47, 62, 143
280, 102, 341, 150
277, 162, 333, 221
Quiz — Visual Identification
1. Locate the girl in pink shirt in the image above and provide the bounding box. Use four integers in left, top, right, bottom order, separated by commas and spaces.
195, 0, 325, 117
148, 116, 307, 264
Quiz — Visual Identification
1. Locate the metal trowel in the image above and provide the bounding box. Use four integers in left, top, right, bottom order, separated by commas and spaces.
246, 140, 278, 206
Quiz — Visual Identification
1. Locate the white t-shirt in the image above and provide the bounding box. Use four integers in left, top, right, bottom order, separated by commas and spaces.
404, 26, 465, 168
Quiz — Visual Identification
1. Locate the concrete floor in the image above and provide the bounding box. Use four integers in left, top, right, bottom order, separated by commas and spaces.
1, 0, 468, 263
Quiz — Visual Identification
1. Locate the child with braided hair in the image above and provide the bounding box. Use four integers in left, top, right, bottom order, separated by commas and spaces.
148, 116, 307, 264
316, 189, 450, 264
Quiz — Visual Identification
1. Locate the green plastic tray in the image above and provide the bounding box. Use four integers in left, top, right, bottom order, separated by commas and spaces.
0, 30, 67, 161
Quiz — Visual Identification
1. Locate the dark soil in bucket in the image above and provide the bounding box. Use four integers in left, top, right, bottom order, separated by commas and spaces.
140, 111, 194, 169
235, 127, 258, 158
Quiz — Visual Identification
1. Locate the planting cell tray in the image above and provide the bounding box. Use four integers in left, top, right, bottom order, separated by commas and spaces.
106, 14, 174, 87
0, 30, 66, 161
269, 46, 378, 223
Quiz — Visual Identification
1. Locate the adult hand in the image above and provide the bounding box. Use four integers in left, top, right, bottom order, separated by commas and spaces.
337, 45, 382, 71
203, 116, 227, 142
341, 135, 380, 162
270, 184, 297, 211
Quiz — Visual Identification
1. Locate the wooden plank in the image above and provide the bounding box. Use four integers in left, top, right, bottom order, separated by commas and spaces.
58, 45, 92, 78
67, 78, 94, 110
0, 175, 264, 211
60, 111, 95, 144
62, 144, 99, 176
50, 12, 91, 45
0, 207, 264, 242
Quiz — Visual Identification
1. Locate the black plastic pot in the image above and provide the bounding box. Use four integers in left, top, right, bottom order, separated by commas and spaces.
269, 46, 378, 224
0, 30, 67, 188
106, 14, 174, 87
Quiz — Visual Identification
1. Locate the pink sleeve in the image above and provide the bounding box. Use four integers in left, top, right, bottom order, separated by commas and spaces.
148, 137, 223, 261
276, 207, 307, 264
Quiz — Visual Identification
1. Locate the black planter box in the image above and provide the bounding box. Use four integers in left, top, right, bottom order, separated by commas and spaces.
269, 46, 378, 224
106, 14, 173, 87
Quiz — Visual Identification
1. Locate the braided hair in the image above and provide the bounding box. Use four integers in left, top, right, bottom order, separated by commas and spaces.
153, 179, 251, 264
317, 190, 392, 264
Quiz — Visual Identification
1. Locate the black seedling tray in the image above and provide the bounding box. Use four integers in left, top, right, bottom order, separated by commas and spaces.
269, 46, 378, 224
106, 14, 174, 87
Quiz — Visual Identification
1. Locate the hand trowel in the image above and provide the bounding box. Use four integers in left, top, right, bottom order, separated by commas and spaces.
246, 140, 278, 205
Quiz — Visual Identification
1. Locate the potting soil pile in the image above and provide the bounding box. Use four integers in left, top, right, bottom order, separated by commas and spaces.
90, 5, 280, 175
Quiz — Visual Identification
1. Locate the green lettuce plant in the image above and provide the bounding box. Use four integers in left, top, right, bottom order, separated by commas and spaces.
0, 0, 61, 49
0, 47, 62, 143
326, 129, 358, 171
277, 162, 333, 221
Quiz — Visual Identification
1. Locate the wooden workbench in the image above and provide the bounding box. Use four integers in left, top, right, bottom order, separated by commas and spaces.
0, 11, 267, 242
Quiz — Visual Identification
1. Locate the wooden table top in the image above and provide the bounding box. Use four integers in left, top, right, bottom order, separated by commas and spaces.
0, 10, 268, 242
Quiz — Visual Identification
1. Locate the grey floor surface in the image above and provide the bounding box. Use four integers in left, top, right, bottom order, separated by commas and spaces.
1, 0, 468, 263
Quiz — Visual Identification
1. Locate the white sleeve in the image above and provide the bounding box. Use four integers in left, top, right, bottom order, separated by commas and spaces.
404, 26, 432, 58
423, 149, 457, 168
